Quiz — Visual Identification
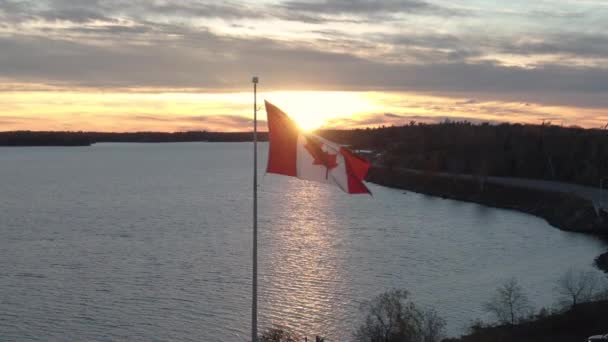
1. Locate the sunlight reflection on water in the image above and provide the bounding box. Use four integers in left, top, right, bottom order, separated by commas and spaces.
0, 142, 606, 341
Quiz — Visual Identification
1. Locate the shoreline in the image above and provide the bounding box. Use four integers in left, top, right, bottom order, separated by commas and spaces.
365, 166, 608, 272
445, 299, 608, 342
0, 131, 269, 146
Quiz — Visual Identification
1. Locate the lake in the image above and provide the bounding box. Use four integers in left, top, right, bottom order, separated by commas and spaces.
0, 142, 605, 341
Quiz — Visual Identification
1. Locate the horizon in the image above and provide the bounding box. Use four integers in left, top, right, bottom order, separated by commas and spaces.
1, 117, 606, 134
1, 1, 608, 131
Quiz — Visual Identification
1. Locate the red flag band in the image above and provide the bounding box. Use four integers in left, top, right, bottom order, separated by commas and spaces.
265, 101, 371, 195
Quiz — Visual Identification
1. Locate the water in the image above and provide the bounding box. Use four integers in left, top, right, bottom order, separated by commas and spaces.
0, 142, 605, 341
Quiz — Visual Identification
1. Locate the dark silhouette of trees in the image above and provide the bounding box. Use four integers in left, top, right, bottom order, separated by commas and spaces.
555, 268, 600, 308
448, 300, 608, 342
319, 122, 608, 187
0, 131, 269, 146
354, 289, 445, 342
257, 327, 325, 342
0, 131, 93, 146
483, 278, 532, 326
258, 327, 300, 342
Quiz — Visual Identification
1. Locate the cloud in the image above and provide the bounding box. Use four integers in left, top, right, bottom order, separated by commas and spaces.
278, 0, 463, 22
282, 0, 440, 15
0, 116, 22, 125
0, 0, 261, 24
0, 0, 113, 24
127, 114, 263, 131
0, 115, 42, 129
371, 30, 608, 65
1, 28, 608, 109
38, 8, 114, 23
1, 0, 607, 111
135, 1, 264, 20
498, 33, 608, 58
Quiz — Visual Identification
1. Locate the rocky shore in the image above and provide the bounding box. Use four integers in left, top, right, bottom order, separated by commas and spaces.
366, 166, 608, 270
596, 252, 608, 273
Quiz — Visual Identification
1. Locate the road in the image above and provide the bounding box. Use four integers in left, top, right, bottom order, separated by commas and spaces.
388, 167, 607, 212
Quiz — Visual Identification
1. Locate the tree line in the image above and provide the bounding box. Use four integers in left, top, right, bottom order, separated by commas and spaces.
319, 121, 608, 187
4, 121, 607, 187
0, 131, 269, 146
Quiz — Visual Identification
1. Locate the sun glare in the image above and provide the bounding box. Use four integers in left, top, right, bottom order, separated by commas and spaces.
263, 91, 377, 131
2, 89, 606, 132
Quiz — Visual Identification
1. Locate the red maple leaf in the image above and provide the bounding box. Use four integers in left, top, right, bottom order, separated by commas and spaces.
304, 136, 338, 179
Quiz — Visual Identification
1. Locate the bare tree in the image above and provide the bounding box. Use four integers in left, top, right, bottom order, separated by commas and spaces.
419, 308, 446, 342
354, 289, 445, 342
259, 327, 300, 342
354, 289, 419, 342
483, 278, 532, 325
555, 268, 599, 308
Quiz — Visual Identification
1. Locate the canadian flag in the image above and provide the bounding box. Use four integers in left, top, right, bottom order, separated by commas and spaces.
265, 101, 371, 195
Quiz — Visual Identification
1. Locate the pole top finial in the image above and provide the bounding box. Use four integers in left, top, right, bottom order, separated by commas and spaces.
252, 76, 259, 84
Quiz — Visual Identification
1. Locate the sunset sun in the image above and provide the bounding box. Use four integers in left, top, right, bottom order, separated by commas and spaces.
263, 91, 377, 131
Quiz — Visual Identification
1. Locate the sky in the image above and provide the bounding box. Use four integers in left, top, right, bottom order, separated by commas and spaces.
1, 0, 607, 131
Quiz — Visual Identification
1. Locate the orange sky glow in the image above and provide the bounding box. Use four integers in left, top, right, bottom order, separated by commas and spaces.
2, 89, 607, 132
1, 0, 607, 132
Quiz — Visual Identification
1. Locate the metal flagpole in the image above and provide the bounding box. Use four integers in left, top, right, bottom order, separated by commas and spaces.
252, 76, 259, 342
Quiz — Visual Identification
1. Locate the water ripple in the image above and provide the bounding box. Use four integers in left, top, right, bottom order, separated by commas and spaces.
0, 143, 606, 341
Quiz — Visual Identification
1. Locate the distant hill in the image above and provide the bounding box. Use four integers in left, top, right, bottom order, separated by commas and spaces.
0, 131, 269, 146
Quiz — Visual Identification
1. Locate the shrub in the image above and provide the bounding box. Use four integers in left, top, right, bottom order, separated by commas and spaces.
483, 278, 532, 325
353, 289, 445, 342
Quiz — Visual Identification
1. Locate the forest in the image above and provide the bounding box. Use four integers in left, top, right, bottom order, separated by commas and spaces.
3, 121, 607, 187
320, 122, 608, 187
0, 131, 269, 146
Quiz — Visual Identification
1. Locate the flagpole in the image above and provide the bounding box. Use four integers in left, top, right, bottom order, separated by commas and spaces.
251, 76, 259, 342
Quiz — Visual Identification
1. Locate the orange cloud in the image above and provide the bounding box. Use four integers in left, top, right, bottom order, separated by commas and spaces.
1, 89, 606, 132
